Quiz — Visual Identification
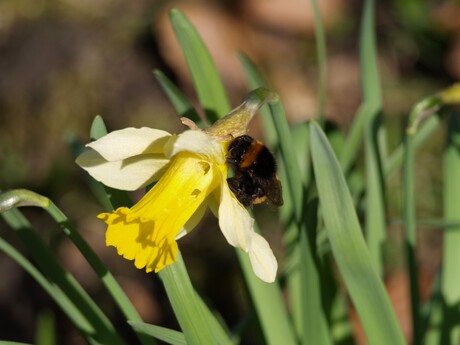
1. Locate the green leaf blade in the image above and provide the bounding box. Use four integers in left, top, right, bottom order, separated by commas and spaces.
169, 9, 230, 121
310, 122, 405, 345
309, 0, 327, 120
1, 209, 125, 345
359, 0, 386, 276
159, 253, 231, 345
439, 112, 460, 343
240, 54, 331, 345
153, 69, 202, 125
128, 321, 187, 345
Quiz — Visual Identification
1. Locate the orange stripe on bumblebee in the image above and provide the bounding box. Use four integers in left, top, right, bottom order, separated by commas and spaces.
240, 140, 265, 169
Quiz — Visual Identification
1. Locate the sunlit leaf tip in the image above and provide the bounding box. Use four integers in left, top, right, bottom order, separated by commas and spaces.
0, 189, 50, 212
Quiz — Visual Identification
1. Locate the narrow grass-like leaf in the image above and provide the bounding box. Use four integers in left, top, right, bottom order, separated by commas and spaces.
128, 295, 234, 345
385, 115, 441, 176
310, 122, 406, 345
240, 55, 312, 181
291, 123, 311, 184
340, 104, 367, 173
299, 200, 333, 345
1, 209, 125, 345
238, 54, 278, 146
267, 101, 303, 219
422, 274, 443, 345
240, 54, 332, 344
309, 0, 327, 120
0, 236, 93, 340
402, 132, 421, 344
360, 0, 386, 275
439, 111, 460, 343
403, 96, 442, 344
240, 54, 320, 338
268, 100, 332, 345
159, 252, 225, 345
363, 128, 386, 276
153, 69, 202, 126
43, 200, 153, 345
347, 115, 441, 203
169, 9, 230, 121
419, 85, 460, 344
360, 0, 381, 106
240, 53, 304, 223
128, 321, 187, 345
194, 294, 234, 345
0, 189, 49, 210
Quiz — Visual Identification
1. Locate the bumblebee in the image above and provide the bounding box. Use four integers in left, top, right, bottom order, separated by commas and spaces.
226, 135, 283, 207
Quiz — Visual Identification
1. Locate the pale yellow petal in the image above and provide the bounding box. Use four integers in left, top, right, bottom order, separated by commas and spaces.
76, 149, 169, 191
165, 130, 225, 163
87, 127, 171, 161
217, 182, 253, 251
248, 232, 278, 283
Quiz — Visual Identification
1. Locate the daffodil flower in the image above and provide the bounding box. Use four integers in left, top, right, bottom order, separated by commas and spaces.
76, 88, 279, 282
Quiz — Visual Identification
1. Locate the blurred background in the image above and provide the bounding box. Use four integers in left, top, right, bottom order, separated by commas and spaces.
0, 0, 459, 343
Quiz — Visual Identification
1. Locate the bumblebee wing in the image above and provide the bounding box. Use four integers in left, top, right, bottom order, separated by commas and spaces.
253, 176, 283, 207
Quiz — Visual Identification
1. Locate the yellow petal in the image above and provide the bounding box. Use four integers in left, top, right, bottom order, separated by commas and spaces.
100, 152, 220, 273
175, 197, 209, 240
